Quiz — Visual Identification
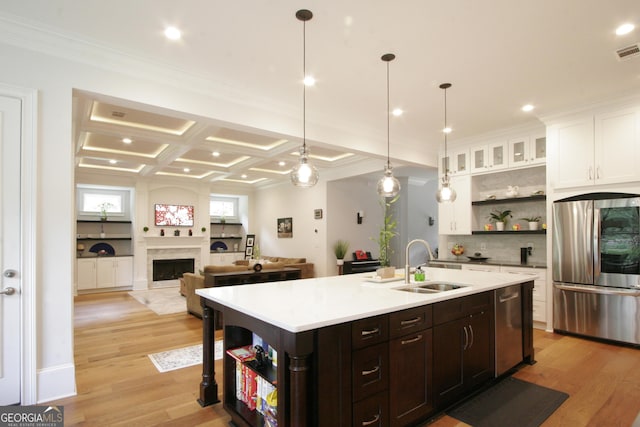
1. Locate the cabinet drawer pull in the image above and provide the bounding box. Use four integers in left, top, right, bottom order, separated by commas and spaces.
362, 365, 380, 376
362, 413, 380, 426
468, 324, 474, 349
400, 316, 422, 326
361, 328, 380, 337
401, 334, 423, 345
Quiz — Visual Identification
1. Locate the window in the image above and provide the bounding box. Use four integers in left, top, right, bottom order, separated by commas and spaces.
77, 185, 131, 219
210, 196, 238, 221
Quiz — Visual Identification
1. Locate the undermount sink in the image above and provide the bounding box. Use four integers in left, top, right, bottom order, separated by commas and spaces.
395, 282, 467, 294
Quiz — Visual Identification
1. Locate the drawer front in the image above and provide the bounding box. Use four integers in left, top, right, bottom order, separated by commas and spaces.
532, 299, 547, 322
353, 391, 388, 427
433, 291, 492, 325
532, 280, 546, 302
389, 305, 432, 339
352, 343, 389, 402
352, 315, 389, 349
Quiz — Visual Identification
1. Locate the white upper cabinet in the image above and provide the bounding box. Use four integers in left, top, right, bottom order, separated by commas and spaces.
440, 148, 469, 176
594, 107, 640, 186
508, 134, 546, 168
438, 175, 472, 235
470, 140, 508, 173
551, 106, 640, 189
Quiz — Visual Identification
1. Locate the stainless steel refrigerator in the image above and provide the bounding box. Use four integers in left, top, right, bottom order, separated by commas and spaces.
553, 193, 640, 345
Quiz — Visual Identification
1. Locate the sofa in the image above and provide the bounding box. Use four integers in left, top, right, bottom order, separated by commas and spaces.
234, 256, 314, 279
184, 262, 289, 318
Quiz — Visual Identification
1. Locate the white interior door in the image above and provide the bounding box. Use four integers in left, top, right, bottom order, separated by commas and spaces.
0, 95, 22, 405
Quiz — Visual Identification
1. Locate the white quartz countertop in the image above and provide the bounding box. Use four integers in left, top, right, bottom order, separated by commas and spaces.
196, 267, 533, 333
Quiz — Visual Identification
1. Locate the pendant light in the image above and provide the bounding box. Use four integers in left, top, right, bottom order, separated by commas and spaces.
290, 9, 319, 188
376, 53, 401, 198
436, 83, 457, 203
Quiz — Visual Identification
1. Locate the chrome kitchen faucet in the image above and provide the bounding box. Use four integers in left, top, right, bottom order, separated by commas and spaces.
405, 239, 435, 284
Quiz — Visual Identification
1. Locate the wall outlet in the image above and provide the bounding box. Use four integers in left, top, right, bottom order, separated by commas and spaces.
480, 242, 487, 251
527, 242, 534, 252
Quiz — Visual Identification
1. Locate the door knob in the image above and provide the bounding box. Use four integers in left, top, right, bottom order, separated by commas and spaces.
0, 287, 16, 295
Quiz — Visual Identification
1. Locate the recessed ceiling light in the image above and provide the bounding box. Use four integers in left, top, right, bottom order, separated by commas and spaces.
109, 159, 117, 164
122, 137, 132, 144
443, 127, 452, 134
212, 151, 220, 157
183, 168, 190, 173
392, 108, 403, 117
278, 161, 286, 167
303, 76, 315, 86
164, 26, 182, 41
616, 23, 635, 36
241, 174, 248, 179
522, 104, 535, 112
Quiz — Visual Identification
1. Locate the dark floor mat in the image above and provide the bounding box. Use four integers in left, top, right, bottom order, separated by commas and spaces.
447, 377, 569, 427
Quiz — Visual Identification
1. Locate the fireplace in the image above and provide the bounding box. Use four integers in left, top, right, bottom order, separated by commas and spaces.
153, 258, 195, 281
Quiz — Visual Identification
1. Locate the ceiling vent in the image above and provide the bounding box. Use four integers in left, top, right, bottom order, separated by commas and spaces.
616, 43, 640, 61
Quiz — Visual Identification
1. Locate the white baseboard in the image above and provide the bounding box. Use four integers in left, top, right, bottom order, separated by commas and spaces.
37, 363, 76, 404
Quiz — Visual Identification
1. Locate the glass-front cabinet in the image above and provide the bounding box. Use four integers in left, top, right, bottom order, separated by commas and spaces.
441, 148, 469, 176
508, 135, 546, 167
470, 140, 508, 173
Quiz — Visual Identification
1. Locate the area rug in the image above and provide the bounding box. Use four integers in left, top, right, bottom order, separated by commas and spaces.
128, 287, 186, 315
447, 377, 569, 427
148, 341, 223, 373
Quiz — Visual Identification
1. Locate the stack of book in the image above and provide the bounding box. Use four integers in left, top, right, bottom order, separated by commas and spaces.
226, 345, 278, 422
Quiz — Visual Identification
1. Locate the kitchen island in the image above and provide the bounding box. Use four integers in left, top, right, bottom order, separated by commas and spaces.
197, 267, 534, 427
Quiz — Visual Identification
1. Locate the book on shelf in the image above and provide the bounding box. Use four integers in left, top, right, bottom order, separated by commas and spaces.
226, 346, 256, 404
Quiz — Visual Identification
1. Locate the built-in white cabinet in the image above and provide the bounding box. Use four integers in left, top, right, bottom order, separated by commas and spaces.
77, 258, 97, 290
77, 256, 133, 291
470, 140, 508, 173
209, 252, 245, 265
441, 148, 469, 176
438, 175, 472, 235
508, 134, 546, 168
500, 266, 547, 326
551, 107, 640, 189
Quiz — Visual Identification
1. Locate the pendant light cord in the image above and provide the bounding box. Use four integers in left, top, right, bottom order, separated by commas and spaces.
444, 86, 447, 170
386, 60, 390, 170
302, 19, 307, 151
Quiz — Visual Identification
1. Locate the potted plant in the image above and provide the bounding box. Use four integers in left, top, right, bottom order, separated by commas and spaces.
332, 240, 350, 266
98, 202, 113, 221
520, 216, 541, 231
372, 194, 399, 274
143, 226, 149, 233
201, 226, 207, 233
488, 209, 512, 231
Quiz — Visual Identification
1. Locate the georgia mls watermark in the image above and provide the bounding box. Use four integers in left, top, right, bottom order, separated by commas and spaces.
0, 406, 63, 427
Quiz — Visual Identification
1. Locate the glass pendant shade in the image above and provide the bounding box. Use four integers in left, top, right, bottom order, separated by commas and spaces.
377, 167, 401, 197
290, 146, 319, 187
436, 82, 456, 203
436, 176, 457, 203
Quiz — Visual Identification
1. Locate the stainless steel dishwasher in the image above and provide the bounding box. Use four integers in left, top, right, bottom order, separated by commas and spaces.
495, 284, 523, 376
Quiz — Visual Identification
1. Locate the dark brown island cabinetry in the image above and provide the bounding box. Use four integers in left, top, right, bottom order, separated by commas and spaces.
432, 292, 495, 407
199, 283, 534, 427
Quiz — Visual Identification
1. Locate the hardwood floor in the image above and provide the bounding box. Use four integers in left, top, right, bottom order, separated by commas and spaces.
53, 291, 639, 426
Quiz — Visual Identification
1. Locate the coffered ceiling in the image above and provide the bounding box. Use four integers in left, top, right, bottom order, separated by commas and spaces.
2, 1, 640, 188
73, 93, 371, 186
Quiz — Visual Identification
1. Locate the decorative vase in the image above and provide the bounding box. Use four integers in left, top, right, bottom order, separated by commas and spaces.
496, 221, 505, 231
337, 259, 344, 266
528, 221, 539, 231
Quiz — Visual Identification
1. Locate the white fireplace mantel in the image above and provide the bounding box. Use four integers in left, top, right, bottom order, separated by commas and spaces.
144, 235, 206, 249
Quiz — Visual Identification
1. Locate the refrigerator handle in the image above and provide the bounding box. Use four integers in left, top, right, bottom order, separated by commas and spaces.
593, 207, 601, 285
